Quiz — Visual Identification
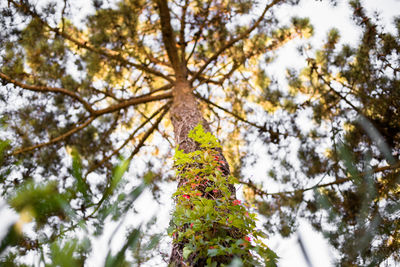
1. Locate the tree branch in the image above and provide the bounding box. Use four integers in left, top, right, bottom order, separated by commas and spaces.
179, 0, 189, 65
0, 71, 172, 116
12, 116, 96, 155
10, 88, 171, 154
314, 69, 363, 115
97, 111, 122, 148
155, 0, 186, 80
192, 60, 237, 87
185, 1, 211, 64
241, 161, 400, 197
141, 46, 172, 69
190, 0, 283, 83
136, 83, 173, 98
88, 85, 120, 101
128, 103, 170, 159
5, 78, 171, 155
94, 91, 172, 116
195, 93, 289, 138
240, 177, 351, 197
0, 72, 95, 114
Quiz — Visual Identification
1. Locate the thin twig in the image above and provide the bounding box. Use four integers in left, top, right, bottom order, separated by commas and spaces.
128, 104, 170, 159
317, 72, 363, 115
93, 91, 172, 116
185, 1, 211, 64
85, 103, 170, 176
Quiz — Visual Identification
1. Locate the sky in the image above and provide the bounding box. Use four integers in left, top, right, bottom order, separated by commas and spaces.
1, 0, 400, 266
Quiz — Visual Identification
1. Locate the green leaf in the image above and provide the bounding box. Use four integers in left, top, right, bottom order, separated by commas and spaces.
188, 124, 222, 149
145, 234, 161, 250
0, 225, 21, 255
228, 257, 243, 267
105, 228, 140, 267
207, 248, 219, 257
71, 148, 90, 200
8, 181, 72, 227
48, 239, 86, 267
111, 157, 131, 192
183, 246, 193, 259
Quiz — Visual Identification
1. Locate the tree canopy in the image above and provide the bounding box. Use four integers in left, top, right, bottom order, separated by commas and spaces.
0, 0, 399, 266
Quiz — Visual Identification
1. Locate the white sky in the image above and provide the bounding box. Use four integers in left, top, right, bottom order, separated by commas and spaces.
1, 0, 400, 266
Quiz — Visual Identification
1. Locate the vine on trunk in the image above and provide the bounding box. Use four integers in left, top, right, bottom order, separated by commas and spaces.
169, 125, 278, 266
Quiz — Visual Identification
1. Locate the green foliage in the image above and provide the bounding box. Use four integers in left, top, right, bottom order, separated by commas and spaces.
0, 226, 22, 256
187, 124, 222, 149
0, 145, 154, 266
8, 181, 72, 228
269, 3, 400, 265
308, 141, 400, 266
0, 0, 399, 266
105, 228, 140, 267
0, 120, 12, 189
130, 217, 164, 265
47, 238, 91, 267
170, 125, 277, 266
71, 148, 91, 202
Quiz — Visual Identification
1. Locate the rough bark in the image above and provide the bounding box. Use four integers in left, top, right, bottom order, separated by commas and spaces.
170, 80, 209, 153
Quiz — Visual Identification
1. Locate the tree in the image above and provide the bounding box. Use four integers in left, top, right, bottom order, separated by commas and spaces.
0, 0, 399, 266
0, 0, 311, 265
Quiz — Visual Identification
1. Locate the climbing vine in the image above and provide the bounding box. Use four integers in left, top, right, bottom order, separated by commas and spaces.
169, 125, 277, 266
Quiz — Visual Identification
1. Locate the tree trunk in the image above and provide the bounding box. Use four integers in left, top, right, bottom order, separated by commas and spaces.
169, 80, 201, 266
170, 80, 208, 154
169, 79, 235, 266
154, 1, 237, 265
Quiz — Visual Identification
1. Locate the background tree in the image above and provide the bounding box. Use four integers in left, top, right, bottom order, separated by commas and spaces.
244, 1, 400, 266
0, 0, 399, 266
